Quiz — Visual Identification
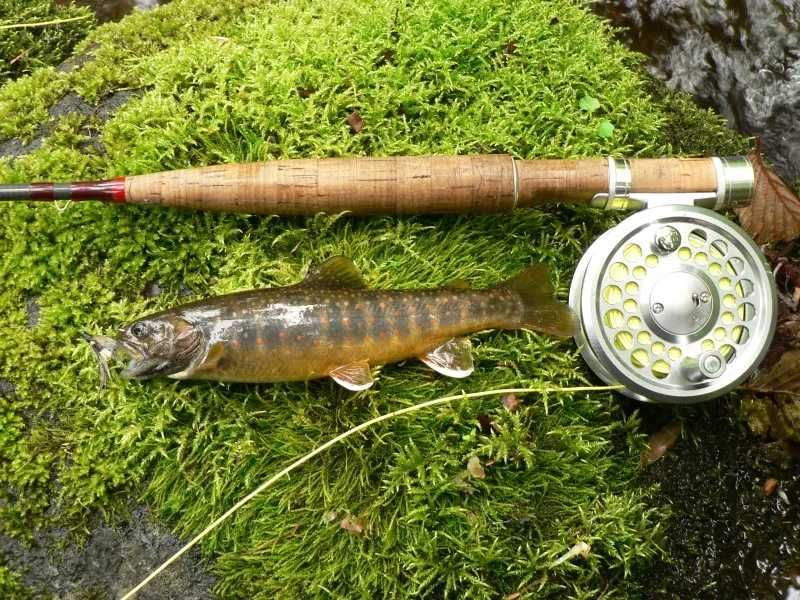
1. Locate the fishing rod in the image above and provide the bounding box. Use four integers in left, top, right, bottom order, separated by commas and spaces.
0, 154, 755, 213
8, 151, 775, 402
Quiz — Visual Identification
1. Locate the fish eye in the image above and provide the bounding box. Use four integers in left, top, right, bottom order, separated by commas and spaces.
131, 322, 148, 338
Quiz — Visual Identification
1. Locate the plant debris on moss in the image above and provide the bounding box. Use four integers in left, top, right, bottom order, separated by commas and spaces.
0, 0, 95, 85
0, 0, 750, 597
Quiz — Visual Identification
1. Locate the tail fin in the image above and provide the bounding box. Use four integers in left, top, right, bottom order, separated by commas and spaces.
501, 264, 577, 337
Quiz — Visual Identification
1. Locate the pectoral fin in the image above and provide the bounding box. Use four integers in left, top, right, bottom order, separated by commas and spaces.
329, 360, 374, 391
420, 337, 474, 378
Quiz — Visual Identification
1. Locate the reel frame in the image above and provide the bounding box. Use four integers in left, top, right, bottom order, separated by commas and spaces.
569, 205, 777, 404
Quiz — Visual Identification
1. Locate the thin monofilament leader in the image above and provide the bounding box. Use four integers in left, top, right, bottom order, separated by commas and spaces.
119, 384, 623, 599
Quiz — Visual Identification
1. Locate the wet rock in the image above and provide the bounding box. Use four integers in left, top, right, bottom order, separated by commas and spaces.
0, 88, 139, 161
0, 505, 215, 599
49, 93, 95, 119
56, 44, 101, 74
0, 136, 44, 159
592, 0, 800, 183
635, 400, 800, 598
25, 297, 40, 329
142, 281, 164, 298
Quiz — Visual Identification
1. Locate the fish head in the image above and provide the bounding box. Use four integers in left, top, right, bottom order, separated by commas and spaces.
115, 314, 204, 380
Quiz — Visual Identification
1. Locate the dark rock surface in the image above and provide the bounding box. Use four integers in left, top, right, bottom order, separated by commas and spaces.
0, 74, 139, 161
0, 506, 215, 599
633, 400, 800, 599
592, 0, 800, 184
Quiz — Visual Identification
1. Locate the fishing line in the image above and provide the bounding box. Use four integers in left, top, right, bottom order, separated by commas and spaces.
119, 384, 623, 599
0, 14, 93, 30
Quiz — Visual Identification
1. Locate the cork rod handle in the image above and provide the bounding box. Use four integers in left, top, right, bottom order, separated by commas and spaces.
121, 155, 720, 215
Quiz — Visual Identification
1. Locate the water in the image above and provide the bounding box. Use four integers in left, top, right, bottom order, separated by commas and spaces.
55, 0, 162, 22
592, 0, 800, 183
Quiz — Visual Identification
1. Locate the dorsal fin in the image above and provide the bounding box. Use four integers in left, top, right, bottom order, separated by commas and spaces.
302, 256, 366, 289
445, 278, 471, 290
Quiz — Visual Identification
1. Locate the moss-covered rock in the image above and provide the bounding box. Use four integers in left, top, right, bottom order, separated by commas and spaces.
0, 0, 748, 597
0, 0, 95, 84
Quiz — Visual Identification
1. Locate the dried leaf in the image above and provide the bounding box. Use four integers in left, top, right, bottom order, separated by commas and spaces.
374, 48, 395, 67
502, 393, 520, 412
346, 111, 364, 133
746, 350, 800, 397
737, 146, 800, 243
466, 455, 485, 479
477, 414, 497, 435
296, 87, 315, 98
339, 516, 364, 535
641, 421, 682, 466
762, 478, 779, 496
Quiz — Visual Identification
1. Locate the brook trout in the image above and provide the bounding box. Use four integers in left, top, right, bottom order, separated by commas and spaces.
85, 257, 575, 390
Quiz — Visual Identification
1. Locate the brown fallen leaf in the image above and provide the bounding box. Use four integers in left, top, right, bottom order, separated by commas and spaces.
737, 143, 800, 243
296, 87, 315, 98
374, 48, 395, 67
502, 393, 520, 412
641, 420, 682, 466
339, 516, 365, 535
9, 50, 28, 65
745, 350, 800, 398
477, 414, 497, 435
762, 478, 779, 496
346, 110, 364, 133
467, 455, 486, 479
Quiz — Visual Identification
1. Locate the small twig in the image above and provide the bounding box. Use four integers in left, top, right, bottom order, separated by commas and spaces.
0, 14, 92, 31
9, 50, 28, 65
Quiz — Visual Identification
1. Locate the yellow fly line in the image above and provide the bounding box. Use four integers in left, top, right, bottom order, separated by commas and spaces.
121, 384, 623, 599
0, 14, 93, 31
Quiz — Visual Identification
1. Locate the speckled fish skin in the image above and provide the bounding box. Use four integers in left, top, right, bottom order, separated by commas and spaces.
104, 257, 575, 386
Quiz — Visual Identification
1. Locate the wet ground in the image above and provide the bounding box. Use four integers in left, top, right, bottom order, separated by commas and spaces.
632, 400, 800, 599
590, 3, 800, 596
592, 0, 800, 185
55, 0, 164, 23
0, 506, 215, 599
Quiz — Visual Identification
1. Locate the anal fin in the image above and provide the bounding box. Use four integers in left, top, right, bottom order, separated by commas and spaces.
420, 337, 474, 378
329, 360, 374, 391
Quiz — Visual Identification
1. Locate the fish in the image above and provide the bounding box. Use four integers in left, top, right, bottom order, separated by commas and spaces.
84, 256, 575, 390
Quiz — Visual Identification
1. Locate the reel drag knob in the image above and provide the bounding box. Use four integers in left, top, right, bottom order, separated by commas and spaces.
569, 206, 777, 404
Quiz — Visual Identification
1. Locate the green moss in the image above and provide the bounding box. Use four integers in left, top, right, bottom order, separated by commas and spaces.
0, 564, 35, 599
0, 0, 747, 597
0, 0, 94, 84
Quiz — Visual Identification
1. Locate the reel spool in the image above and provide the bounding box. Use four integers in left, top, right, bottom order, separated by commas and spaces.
569, 205, 777, 403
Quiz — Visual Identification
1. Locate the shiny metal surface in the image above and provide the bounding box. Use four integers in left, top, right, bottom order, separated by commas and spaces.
569, 205, 777, 403
712, 156, 755, 209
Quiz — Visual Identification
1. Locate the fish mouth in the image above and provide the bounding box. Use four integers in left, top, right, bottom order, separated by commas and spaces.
81, 334, 166, 385
81, 333, 121, 387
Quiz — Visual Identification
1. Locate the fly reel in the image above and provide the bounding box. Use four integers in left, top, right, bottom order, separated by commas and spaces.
569, 205, 777, 403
